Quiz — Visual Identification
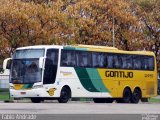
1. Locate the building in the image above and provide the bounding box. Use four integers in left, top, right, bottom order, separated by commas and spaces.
0, 69, 9, 89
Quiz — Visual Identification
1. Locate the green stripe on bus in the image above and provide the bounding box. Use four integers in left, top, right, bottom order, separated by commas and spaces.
63, 47, 75, 50
22, 84, 33, 89
75, 68, 99, 92
86, 68, 109, 92
75, 48, 87, 51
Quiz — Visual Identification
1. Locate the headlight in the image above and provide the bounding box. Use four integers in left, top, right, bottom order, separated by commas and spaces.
32, 85, 43, 89
10, 86, 14, 89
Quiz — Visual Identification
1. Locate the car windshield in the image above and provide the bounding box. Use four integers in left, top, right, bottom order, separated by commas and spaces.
11, 59, 42, 84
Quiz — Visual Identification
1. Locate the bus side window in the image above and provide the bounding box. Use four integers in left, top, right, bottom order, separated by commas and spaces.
61, 50, 76, 67
121, 55, 132, 69
107, 55, 114, 68
142, 56, 154, 70
141, 57, 148, 70
113, 55, 121, 69
133, 55, 141, 69
92, 52, 107, 68
148, 57, 154, 70
77, 51, 91, 67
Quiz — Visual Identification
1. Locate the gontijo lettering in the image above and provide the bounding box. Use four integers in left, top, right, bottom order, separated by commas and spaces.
105, 71, 133, 78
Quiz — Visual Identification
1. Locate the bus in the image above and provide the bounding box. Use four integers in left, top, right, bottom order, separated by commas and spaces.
3, 45, 157, 103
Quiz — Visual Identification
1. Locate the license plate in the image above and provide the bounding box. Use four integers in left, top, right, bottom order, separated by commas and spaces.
20, 92, 26, 95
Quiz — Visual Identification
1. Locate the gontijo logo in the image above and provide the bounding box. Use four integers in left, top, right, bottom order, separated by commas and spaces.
105, 71, 133, 78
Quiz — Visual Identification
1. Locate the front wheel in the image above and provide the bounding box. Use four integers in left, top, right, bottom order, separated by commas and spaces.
58, 88, 70, 103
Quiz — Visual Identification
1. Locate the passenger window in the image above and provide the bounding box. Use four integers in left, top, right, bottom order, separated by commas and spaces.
92, 52, 107, 68
133, 55, 141, 69
142, 56, 154, 70
61, 50, 76, 67
113, 55, 122, 69
121, 55, 132, 69
77, 51, 91, 67
148, 57, 154, 70
107, 55, 114, 68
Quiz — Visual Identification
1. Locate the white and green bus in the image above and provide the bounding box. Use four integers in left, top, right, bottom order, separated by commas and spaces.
3, 45, 157, 103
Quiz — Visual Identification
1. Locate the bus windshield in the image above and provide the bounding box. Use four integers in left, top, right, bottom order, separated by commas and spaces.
13, 49, 44, 59
11, 59, 42, 84
11, 49, 45, 84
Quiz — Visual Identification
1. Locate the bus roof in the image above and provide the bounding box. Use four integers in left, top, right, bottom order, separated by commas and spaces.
76, 44, 118, 50
16, 44, 155, 56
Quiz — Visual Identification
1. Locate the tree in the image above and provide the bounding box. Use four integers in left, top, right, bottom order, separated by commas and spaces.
0, 0, 74, 63
132, 0, 160, 69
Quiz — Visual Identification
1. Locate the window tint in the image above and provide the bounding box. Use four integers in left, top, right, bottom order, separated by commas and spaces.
92, 52, 107, 68
121, 55, 133, 69
133, 55, 141, 69
46, 49, 58, 65
60, 49, 154, 71
77, 51, 91, 67
61, 50, 76, 67
107, 54, 114, 68
43, 49, 58, 84
113, 55, 123, 69
106, 54, 122, 69
141, 56, 154, 70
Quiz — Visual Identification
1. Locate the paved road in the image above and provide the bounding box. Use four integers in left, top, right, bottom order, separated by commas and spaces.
0, 101, 160, 120
0, 101, 160, 114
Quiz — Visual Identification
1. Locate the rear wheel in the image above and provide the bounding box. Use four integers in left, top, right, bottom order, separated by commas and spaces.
31, 98, 42, 103
131, 88, 141, 104
58, 87, 70, 103
116, 88, 132, 103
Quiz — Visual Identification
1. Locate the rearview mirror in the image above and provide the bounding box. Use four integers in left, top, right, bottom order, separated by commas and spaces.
3, 58, 12, 70
39, 57, 45, 69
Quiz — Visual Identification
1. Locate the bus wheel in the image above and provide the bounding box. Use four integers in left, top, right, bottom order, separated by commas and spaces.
131, 88, 141, 104
116, 88, 132, 103
31, 98, 42, 103
58, 87, 70, 103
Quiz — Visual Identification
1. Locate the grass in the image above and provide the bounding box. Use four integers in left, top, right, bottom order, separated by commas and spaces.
148, 98, 160, 103
0, 88, 10, 100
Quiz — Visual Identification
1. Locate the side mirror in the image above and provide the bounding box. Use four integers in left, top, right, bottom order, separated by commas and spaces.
3, 58, 12, 70
39, 57, 45, 69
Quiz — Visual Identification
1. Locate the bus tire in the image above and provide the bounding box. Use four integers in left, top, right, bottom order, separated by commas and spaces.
116, 88, 132, 103
31, 98, 42, 103
58, 87, 70, 103
131, 88, 141, 104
